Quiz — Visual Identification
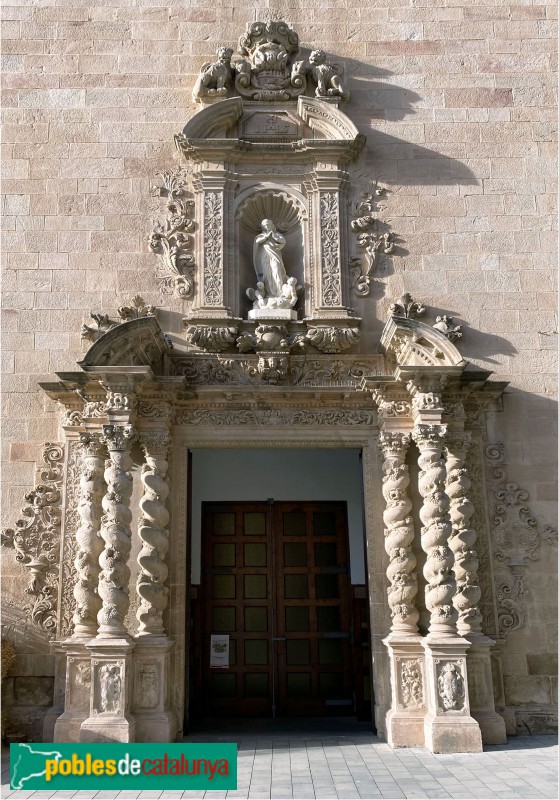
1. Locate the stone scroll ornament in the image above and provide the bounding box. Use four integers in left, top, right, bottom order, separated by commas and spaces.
148, 169, 195, 300
1, 443, 64, 638
350, 182, 394, 297
378, 432, 419, 634
192, 21, 349, 104
485, 442, 558, 636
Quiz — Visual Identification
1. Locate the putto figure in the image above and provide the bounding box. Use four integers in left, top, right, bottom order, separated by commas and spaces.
192, 47, 234, 102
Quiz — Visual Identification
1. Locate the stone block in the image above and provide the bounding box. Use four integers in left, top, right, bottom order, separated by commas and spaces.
527, 653, 558, 676
14, 676, 54, 706
504, 675, 552, 705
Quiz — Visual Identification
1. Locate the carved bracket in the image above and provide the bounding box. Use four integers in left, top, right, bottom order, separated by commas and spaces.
1, 443, 64, 638
149, 169, 195, 299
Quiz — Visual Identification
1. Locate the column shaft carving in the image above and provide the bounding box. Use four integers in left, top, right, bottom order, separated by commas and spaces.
72, 432, 106, 639
137, 431, 171, 637
412, 424, 458, 636
445, 434, 483, 635
379, 432, 419, 634
97, 424, 136, 638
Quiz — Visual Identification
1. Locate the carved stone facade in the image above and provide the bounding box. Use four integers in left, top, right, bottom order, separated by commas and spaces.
2, 11, 556, 753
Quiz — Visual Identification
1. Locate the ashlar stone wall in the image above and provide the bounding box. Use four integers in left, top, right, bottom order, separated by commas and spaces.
2, 0, 557, 738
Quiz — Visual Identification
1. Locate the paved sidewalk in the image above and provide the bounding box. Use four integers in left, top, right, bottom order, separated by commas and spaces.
1, 721, 557, 800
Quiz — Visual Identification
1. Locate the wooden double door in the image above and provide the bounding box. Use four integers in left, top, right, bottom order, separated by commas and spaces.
199, 501, 354, 717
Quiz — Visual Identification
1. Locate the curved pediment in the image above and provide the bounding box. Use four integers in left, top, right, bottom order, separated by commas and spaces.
79, 317, 171, 370
179, 97, 244, 140
381, 316, 465, 368
297, 96, 365, 147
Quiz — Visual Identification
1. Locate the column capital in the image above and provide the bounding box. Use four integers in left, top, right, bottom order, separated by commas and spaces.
378, 430, 412, 455
412, 423, 447, 450
101, 423, 137, 452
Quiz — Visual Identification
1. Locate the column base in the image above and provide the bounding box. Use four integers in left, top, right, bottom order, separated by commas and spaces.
383, 634, 426, 748
424, 714, 483, 754
53, 641, 92, 743
132, 638, 176, 743
79, 637, 135, 743
464, 635, 507, 745
134, 711, 176, 743
473, 710, 507, 744
385, 709, 425, 748
422, 636, 483, 754
80, 714, 136, 743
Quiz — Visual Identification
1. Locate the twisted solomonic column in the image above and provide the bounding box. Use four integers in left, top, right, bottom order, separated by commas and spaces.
97, 423, 136, 638
378, 431, 419, 635
445, 434, 483, 636
136, 431, 171, 637
412, 424, 458, 636
72, 432, 106, 639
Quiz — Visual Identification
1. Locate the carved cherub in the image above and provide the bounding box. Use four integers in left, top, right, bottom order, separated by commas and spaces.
192, 47, 234, 102
307, 49, 349, 101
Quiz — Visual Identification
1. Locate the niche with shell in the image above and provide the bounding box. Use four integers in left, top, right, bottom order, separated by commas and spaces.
236, 189, 308, 318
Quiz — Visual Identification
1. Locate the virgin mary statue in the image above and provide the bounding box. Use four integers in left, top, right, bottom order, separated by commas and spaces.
253, 219, 287, 298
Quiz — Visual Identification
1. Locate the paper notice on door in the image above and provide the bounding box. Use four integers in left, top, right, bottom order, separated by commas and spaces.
210, 634, 230, 668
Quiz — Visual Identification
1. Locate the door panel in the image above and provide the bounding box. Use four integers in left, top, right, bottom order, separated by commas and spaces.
201, 500, 353, 717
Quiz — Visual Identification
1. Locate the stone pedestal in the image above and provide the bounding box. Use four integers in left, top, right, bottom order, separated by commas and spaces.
248, 308, 297, 321
132, 639, 176, 742
79, 639, 135, 743
465, 635, 507, 744
43, 643, 67, 742
422, 638, 483, 753
383, 635, 426, 747
53, 642, 92, 742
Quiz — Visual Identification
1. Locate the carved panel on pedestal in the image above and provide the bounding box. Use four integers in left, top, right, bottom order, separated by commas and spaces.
396, 658, 425, 710
436, 660, 467, 714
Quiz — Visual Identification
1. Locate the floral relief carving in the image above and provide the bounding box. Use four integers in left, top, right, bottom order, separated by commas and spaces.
389, 293, 425, 320
320, 193, 341, 306
175, 409, 375, 427
398, 658, 424, 709
485, 442, 557, 636
81, 296, 158, 343
306, 326, 360, 354
149, 169, 195, 299
185, 325, 238, 353
203, 192, 223, 306
171, 355, 380, 388
1, 444, 64, 638
59, 441, 82, 638
350, 182, 394, 296
433, 315, 463, 343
